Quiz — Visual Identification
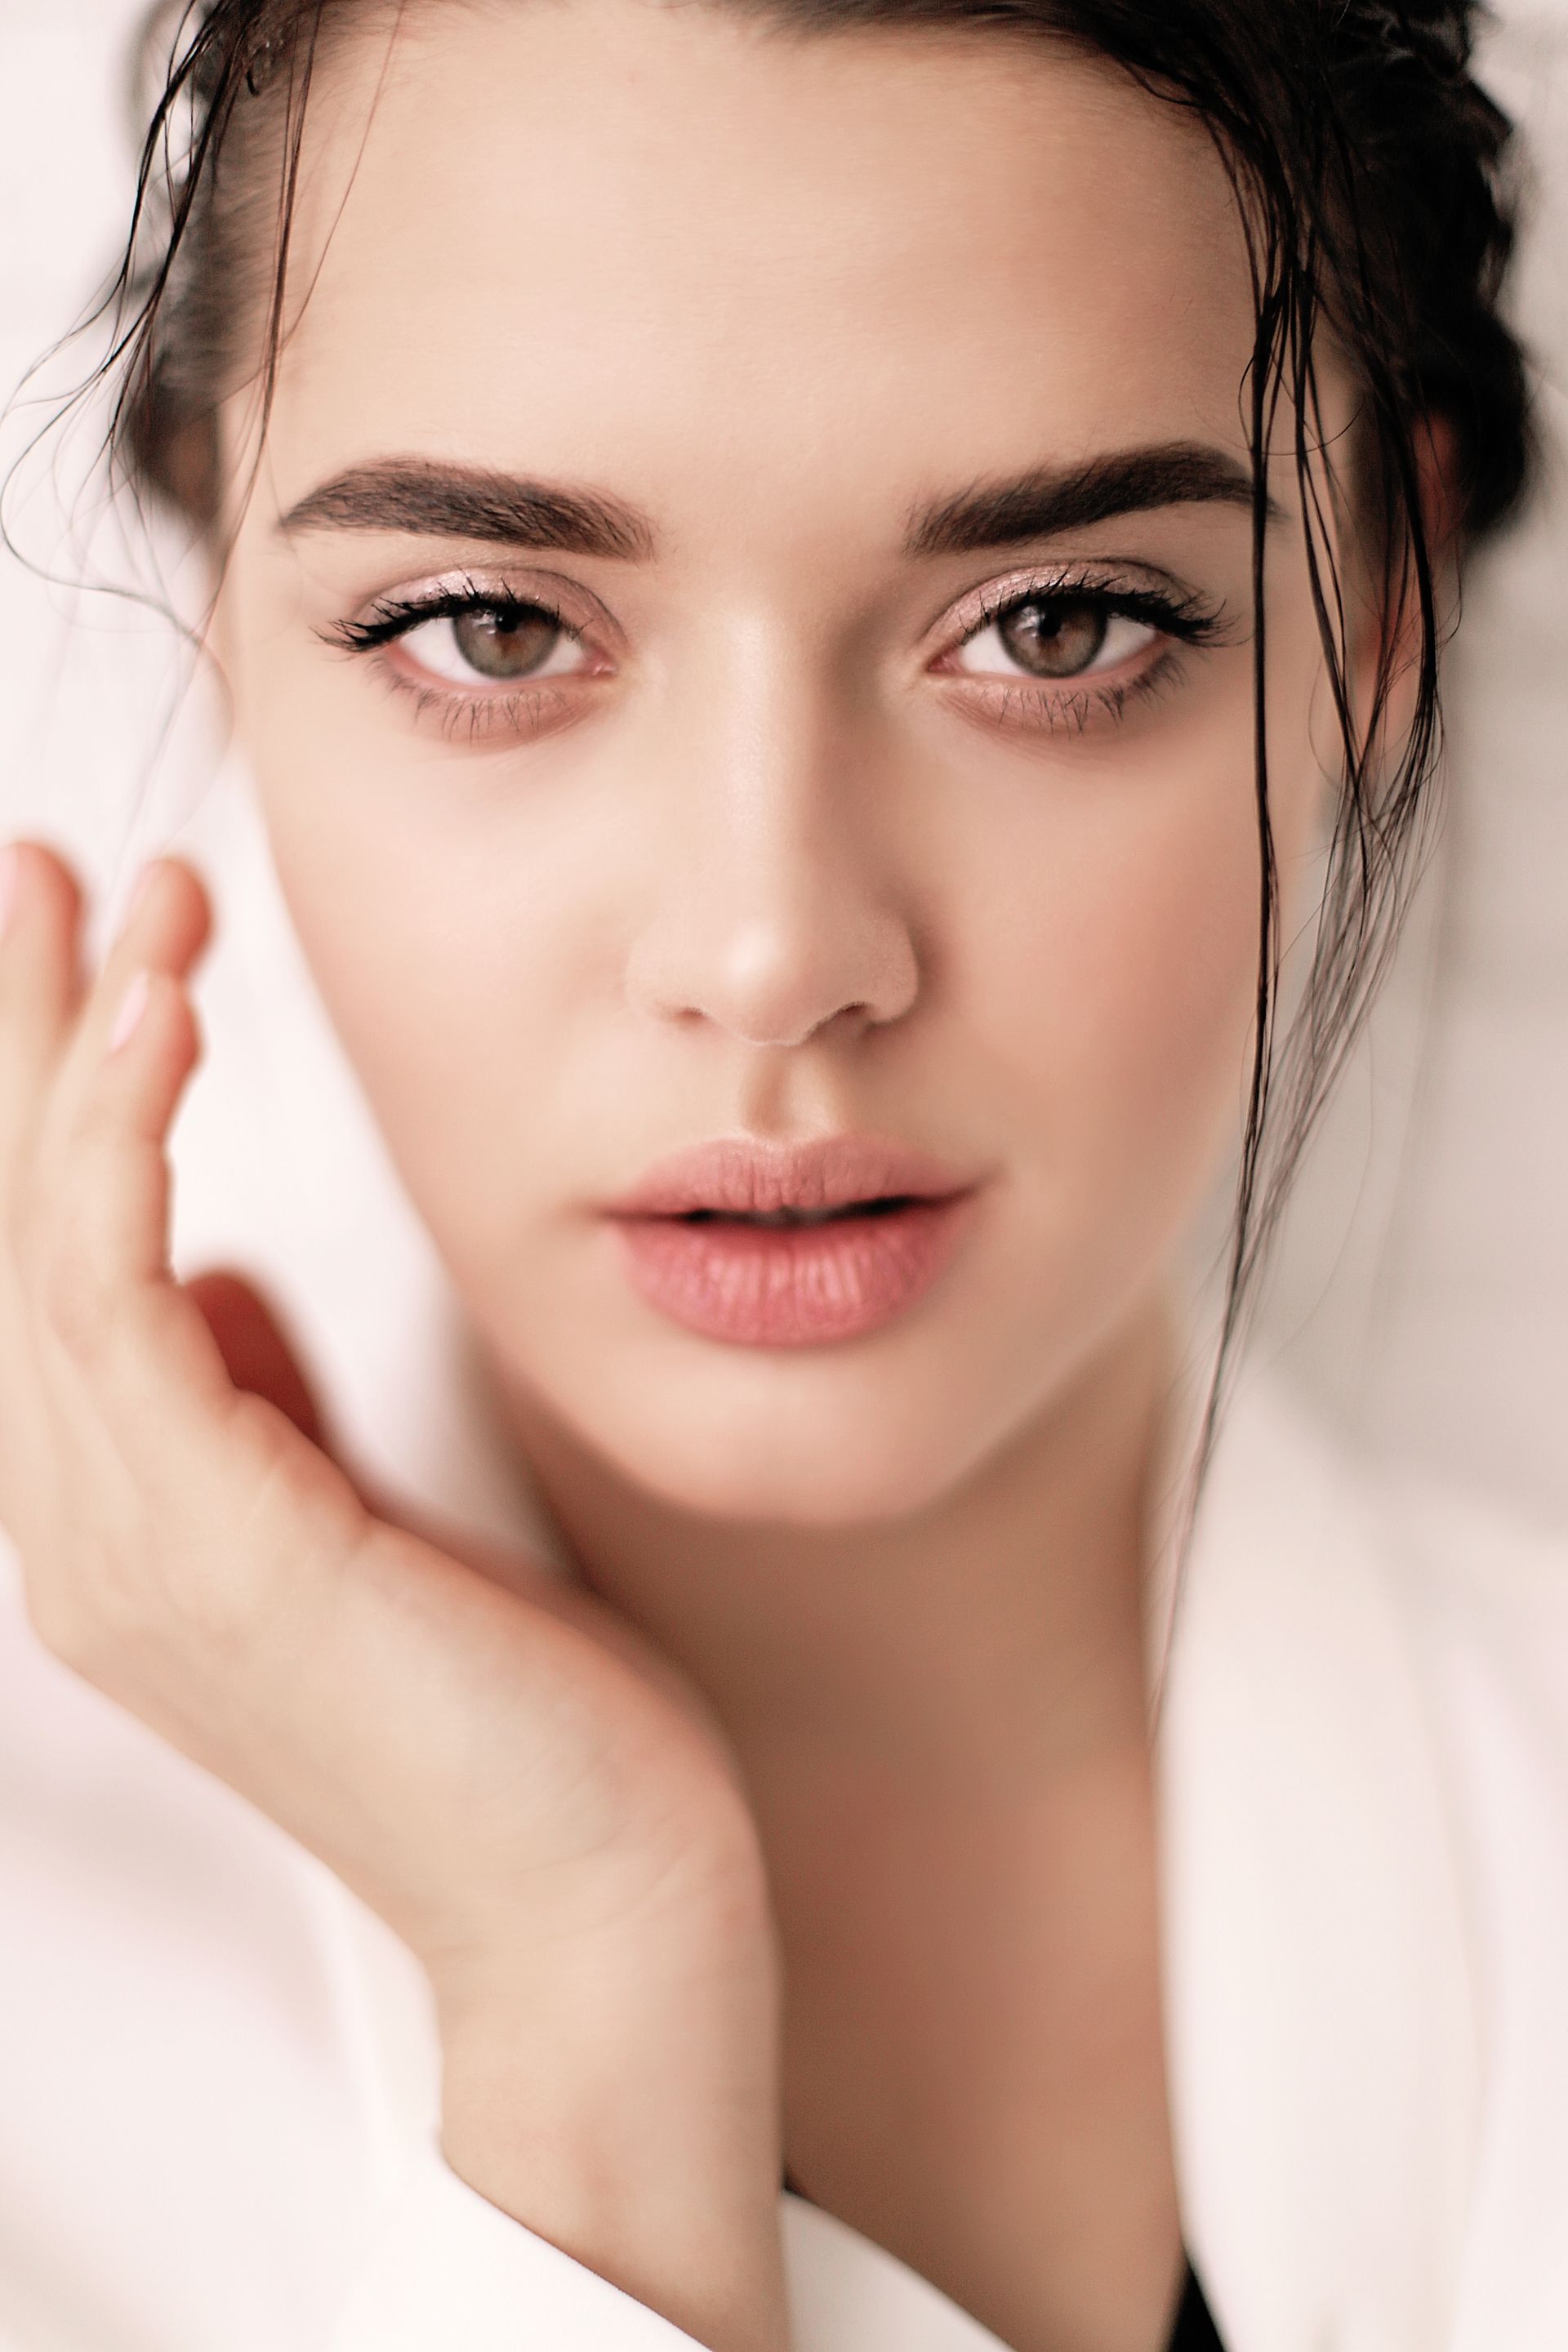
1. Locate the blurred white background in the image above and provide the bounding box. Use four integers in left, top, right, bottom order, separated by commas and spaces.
0, 0, 1565, 1542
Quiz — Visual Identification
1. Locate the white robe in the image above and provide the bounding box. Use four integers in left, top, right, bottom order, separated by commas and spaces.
2, 0, 1567, 2336
3, 1359, 1566, 2352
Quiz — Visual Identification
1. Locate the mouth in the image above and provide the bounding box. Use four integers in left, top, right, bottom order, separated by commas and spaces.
608, 1188, 979, 1347
676, 1195, 920, 1228
600, 1133, 987, 1347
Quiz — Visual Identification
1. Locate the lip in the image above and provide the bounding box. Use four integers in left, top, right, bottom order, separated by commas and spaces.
601, 1133, 986, 1348
602, 1132, 978, 1220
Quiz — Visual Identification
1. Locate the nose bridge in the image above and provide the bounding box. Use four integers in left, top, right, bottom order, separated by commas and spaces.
624, 612, 920, 1048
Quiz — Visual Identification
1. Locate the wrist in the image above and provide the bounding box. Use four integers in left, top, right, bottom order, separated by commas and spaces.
432, 1911, 788, 2352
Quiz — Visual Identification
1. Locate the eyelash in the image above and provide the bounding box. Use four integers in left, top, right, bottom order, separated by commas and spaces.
320, 568, 1226, 746
322, 578, 590, 745
939, 572, 1223, 737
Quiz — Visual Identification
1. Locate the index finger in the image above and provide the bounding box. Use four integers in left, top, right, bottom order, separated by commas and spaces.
24, 850, 214, 1206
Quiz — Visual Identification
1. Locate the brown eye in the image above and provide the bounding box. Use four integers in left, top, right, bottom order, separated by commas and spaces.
949, 593, 1160, 688
451, 605, 564, 679
996, 597, 1110, 678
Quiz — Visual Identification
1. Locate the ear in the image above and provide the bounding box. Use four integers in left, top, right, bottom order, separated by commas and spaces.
1416, 411, 1463, 560
1345, 409, 1461, 750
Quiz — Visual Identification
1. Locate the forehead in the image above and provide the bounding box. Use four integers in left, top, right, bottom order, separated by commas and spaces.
261, 0, 1256, 532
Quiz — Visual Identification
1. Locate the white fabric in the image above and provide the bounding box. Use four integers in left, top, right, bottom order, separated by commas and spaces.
4, 1325, 1568, 2349
0, 673, 1563, 2352
0, 523, 1562, 2352
2, 6, 1568, 2345
330, 2140, 707, 2350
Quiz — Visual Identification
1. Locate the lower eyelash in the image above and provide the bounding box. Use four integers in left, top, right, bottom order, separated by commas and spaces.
395, 666, 1178, 745
961, 650, 1187, 737
341, 579, 1212, 744
388, 672, 576, 744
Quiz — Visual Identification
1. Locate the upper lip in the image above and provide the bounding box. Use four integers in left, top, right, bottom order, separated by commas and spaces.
603, 1133, 981, 1218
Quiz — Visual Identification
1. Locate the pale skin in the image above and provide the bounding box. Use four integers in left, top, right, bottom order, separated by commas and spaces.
0, 6, 1433, 2350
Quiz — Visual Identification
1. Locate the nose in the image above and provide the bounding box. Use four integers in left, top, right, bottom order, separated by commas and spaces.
622, 644, 921, 1050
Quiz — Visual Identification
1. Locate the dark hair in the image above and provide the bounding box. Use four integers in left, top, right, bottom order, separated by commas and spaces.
17, 0, 1539, 1513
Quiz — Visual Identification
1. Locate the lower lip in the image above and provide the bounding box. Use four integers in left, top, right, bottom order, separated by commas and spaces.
610, 1196, 977, 1347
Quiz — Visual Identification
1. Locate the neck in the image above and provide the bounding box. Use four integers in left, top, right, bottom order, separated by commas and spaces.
488, 1294, 1178, 1789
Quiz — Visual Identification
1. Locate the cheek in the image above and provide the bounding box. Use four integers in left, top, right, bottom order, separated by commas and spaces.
267, 831, 592, 1250
953, 722, 1265, 1284
227, 661, 596, 1243
1075, 801, 1260, 1173
956, 588, 1333, 1319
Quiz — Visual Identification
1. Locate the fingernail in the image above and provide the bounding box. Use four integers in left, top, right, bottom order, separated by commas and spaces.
108, 969, 151, 1055
0, 847, 19, 942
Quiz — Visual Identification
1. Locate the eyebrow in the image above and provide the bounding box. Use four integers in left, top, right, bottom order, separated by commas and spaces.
904, 442, 1281, 556
275, 440, 1280, 559
277, 461, 656, 559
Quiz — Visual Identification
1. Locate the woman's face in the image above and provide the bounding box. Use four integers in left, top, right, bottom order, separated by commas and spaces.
212, 0, 1343, 1526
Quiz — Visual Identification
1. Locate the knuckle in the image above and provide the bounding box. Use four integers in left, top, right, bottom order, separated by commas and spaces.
108, 1496, 267, 1661
21, 1523, 246, 1686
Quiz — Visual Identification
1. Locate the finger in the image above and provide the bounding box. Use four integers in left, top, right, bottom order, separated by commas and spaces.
0, 843, 86, 1187
31, 960, 236, 1468
77, 963, 203, 1282
36, 850, 214, 1174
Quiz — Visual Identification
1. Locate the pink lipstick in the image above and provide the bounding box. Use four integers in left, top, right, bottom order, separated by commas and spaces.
602, 1134, 982, 1347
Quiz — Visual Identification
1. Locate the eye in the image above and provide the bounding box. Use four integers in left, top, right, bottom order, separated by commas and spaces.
396, 601, 589, 687
953, 595, 1159, 682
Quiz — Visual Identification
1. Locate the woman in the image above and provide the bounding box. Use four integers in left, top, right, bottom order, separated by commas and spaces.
0, 1, 1551, 2348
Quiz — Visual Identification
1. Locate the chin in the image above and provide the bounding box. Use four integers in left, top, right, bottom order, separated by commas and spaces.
616, 1429, 960, 1530
554, 1353, 994, 1531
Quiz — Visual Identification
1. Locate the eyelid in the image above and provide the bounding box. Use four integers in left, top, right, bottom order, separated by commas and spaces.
328, 559, 1218, 664
322, 565, 621, 662
323, 559, 1224, 751
928, 560, 1224, 661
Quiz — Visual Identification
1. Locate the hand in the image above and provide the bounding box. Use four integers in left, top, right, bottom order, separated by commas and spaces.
0, 840, 790, 2352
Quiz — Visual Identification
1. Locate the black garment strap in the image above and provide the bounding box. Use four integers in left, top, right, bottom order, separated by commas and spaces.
1165, 2259, 1227, 2351
781, 2178, 1227, 2352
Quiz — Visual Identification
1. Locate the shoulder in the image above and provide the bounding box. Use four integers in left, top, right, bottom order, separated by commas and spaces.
1372, 1450, 1568, 1643
1161, 1371, 1568, 2345
1211, 1368, 1568, 1752
1183, 1364, 1568, 1660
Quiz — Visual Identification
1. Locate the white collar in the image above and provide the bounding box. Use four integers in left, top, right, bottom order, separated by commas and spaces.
1158, 1369, 1481, 2352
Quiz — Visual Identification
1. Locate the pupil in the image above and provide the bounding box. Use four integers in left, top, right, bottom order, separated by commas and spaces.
453, 606, 559, 679
998, 598, 1107, 679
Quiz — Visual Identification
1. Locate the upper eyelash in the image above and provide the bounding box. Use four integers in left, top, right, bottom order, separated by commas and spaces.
318, 577, 579, 656
317, 566, 1227, 731
952, 570, 1225, 652
326, 568, 1222, 656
